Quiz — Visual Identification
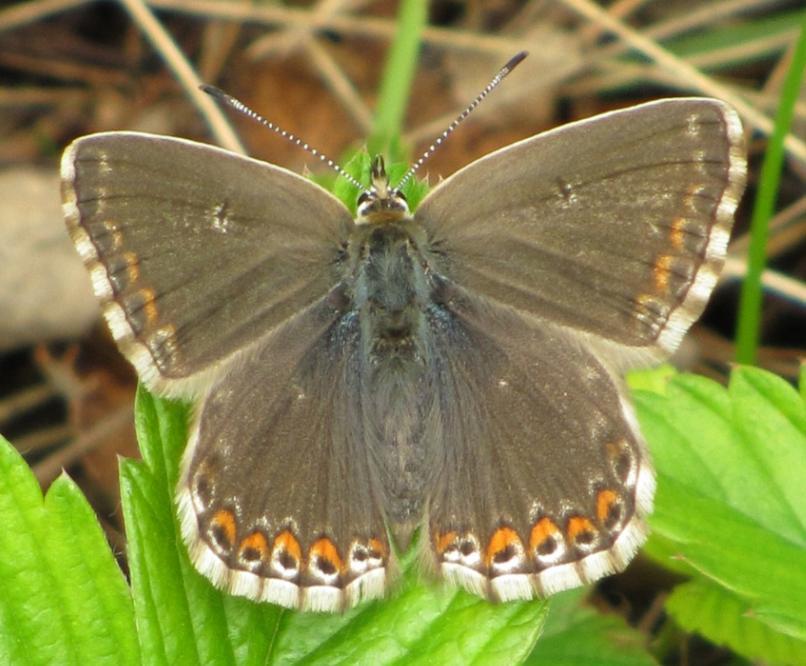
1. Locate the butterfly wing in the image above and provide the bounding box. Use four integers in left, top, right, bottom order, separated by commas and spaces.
422, 284, 654, 600
415, 98, 745, 363
411, 98, 744, 599
177, 290, 391, 612
62, 132, 353, 397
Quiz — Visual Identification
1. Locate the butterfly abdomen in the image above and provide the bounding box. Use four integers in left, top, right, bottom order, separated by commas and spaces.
343, 221, 447, 539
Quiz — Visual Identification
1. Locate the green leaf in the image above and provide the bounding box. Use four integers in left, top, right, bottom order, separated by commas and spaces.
627, 365, 677, 396
0, 436, 139, 666
122, 388, 547, 664
634, 366, 806, 661
667, 580, 806, 665
122, 389, 284, 666
525, 589, 655, 665
330, 150, 371, 214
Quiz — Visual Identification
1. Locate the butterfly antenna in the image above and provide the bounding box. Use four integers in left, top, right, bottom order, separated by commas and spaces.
201, 84, 366, 192
394, 51, 528, 193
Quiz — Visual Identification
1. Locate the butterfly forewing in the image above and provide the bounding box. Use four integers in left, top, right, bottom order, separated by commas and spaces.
415, 98, 745, 362
62, 132, 353, 398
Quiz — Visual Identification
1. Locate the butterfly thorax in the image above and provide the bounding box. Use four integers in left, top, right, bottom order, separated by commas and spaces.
347, 156, 437, 364
348, 221, 433, 361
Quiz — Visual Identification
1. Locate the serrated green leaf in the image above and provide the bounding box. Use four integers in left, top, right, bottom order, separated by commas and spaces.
331, 150, 371, 214
525, 589, 655, 665
0, 437, 138, 666
634, 366, 806, 662
328, 149, 429, 218
133, 384, 188, 491
731, 367, 806, 537
636, 373, 735, 501
123, 390, 286, 666
667, 579, 806, 665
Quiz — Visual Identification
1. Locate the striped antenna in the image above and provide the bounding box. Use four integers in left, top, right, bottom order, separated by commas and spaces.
394, 51, 528, 193
201, 84, 366, 192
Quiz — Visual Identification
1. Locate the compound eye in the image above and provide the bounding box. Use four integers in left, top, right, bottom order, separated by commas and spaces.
357, 192, 371, 205
395, 191, 408, 203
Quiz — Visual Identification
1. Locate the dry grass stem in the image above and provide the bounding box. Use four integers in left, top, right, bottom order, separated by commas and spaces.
729, 195, 806, 257
247, 0, 363, 60
17, 425, 75, 457
0, 51, 129, 86
578, 0, 646, 44
34, 406, 134, 486
149, 0, 531, 58
560, 0, 806, 165
687, 31, 800, 69
0, 384, 57, 424
0, 87, 87, 107
0, 0, 88, 34
593, 0, 785, 61
305, 39, 373, 133
722, 258, 806, 307
120, 0, 245, 153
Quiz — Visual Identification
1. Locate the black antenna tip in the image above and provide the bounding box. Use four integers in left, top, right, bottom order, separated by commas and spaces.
502, 51, 528, 76
200, 83, 226, 99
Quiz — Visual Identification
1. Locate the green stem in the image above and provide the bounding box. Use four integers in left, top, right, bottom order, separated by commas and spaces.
369, 0, 427, 158
735, 12, 806, 365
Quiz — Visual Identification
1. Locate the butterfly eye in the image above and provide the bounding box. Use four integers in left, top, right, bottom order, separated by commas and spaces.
357, 192, 371, 205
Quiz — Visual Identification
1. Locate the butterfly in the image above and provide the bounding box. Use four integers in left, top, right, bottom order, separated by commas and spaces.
61, 56, 746, 612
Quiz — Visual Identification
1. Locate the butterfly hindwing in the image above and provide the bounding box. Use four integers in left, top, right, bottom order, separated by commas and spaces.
419, 284, 654, 600
177, 291, 391, 612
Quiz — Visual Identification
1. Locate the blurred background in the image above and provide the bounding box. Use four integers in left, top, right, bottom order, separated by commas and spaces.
0, 0, 803, 662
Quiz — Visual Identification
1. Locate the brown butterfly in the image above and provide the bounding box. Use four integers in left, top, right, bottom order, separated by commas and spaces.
62, 54, 745, 611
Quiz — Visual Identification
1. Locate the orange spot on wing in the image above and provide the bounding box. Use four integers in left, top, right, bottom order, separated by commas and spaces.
309, 537, 344, 573
239, 531, 270, 561
485, 526, 523, 567
653, 255, 673, 293
123, 251, 140, 282
273, 530, 302, 562
671, 216, 687, 250
529, 517, 559, 553
596, 490, 619, 524
367, 538, 386, 559
139, 287, 158, 323
566, 516, 596, 544
211, 509, 237, 548
435, 531, 458, 554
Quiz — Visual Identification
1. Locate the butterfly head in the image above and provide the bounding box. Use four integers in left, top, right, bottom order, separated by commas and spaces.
356, 156, 410, 225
